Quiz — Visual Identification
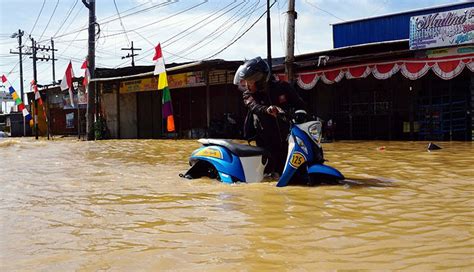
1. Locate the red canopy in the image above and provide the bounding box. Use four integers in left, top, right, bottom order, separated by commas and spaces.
278, 54, 474, 90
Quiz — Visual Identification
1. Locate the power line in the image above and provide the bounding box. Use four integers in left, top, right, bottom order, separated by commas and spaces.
113, 0, 130, 45
305, 0, 345, 22
205, 0, 276, 59
173, 0, 260, 60
38, 0, 60, 42
100, 1, 208, 41
52, 0, 175, 40
130, 1, 258, 64
163, 1, 240, 47
30, 0, 47, 35
52, 0, 79, 38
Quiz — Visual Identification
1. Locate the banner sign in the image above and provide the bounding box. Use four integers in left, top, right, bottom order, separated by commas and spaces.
118, 70, 234, 93
409, 7, 474, 50
425, 46, 474, 58
119, 77, 158, 94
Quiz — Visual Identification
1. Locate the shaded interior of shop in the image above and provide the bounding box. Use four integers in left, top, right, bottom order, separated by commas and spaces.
132, 84, 245, 139
304, 70, 472, 141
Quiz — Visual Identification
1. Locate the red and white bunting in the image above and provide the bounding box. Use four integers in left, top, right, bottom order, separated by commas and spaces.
283, 54, 474, 90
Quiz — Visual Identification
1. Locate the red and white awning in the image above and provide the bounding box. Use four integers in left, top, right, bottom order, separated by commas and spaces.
279, 54, 474, 90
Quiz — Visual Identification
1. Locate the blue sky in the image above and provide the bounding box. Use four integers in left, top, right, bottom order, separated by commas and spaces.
0, 0, 468, 101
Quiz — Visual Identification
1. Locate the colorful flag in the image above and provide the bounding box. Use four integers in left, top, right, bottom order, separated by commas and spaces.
153, 43, 175, 132
1, 74, 33, 126
60, 61, 75, 107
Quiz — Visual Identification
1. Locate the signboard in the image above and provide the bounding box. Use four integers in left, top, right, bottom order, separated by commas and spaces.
119, 72, 207, 93
118, 69, 235, 93
425, 46, 474, 58
119, 77, 158, 94
0, 92, 13, 100
409, 7, 474, 50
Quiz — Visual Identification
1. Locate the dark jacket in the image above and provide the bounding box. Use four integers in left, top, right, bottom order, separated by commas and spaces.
242, 80, 306, 174
242, 80, 306, 141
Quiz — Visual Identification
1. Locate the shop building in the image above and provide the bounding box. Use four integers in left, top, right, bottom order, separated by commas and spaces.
277, 2, 473, 141
95, 60, 244, 139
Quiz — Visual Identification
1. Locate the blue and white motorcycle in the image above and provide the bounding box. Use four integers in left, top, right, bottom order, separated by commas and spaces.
276, 110, 344, 187
181, 138, 268, 183
181, 110, 344, 187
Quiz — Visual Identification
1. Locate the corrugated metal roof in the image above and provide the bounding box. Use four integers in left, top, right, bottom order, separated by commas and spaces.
332, 2, 473, 25
333, 2, 474, 48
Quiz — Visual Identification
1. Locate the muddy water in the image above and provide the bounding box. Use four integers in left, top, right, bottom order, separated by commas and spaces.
0, 138, 472, 271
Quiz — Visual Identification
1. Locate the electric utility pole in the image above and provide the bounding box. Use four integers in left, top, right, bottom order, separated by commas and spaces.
10, 29, 31, 136
83, 0, 96, 140
121, 41, 141, 67
51, 38, 57, 83
285, 0, 296, 83
266, 0, 272, 75
9, 30, 28, 107
31, 37, 39, 140
29, 38, 56, 140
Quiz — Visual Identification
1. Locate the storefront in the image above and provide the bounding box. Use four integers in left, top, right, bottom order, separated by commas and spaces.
30, 82, 87, 137
277, 2, 473, 141
97, 60, 245, 139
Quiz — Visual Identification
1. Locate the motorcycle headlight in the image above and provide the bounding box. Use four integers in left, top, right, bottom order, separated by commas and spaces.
295, 136, 308, 154
308, 123, 322, 144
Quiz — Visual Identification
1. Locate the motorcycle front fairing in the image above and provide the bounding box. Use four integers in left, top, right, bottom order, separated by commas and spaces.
276, 124, 316, 187
187, 145, 245, 183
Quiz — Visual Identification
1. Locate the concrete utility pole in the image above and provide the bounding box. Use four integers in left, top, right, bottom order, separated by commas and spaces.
51, 38, 57, 83
266, 0, 272, 75
9, 30, 26, 107
285, 0, 296, 83
10, 29, 31, 136
83, 0, 96, 140
31, 37, 39, 140
121, 41, 141, 67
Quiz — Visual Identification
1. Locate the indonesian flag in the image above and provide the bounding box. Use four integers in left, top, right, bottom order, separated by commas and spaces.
81, 59, 90, 88
153, 43, 175, 132
60, 61, 75, 107
153, 43, 165, 75
30, 80, 43, 106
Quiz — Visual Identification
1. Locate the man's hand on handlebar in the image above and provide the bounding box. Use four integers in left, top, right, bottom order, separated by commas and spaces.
266, 105, 284, 117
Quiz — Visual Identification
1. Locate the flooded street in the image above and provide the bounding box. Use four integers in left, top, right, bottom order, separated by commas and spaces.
1, 138, 473, 271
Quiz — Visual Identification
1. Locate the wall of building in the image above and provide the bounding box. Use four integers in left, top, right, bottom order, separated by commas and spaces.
137, 90, 162, 138
102, 92, 119, 139
119, 92, 137, 139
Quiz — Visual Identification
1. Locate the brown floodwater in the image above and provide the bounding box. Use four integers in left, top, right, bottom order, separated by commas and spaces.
0, 138, 473, 271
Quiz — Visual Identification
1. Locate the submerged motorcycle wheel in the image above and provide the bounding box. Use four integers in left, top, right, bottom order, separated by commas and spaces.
309, 173, 342, 186
183, 160, 219, 180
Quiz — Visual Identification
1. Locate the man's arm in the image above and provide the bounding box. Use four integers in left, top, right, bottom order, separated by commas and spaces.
243, 91, 268, 114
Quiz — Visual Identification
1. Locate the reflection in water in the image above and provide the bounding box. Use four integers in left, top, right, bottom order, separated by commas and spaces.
0, 138, 472, 270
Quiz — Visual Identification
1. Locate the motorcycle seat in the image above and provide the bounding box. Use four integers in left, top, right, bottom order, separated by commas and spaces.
198, 139, 267, 157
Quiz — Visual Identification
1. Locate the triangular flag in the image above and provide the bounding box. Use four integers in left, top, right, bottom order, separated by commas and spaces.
81, 59, 88, 69
60, 61, 74, 91
81, 59, 90, 87
60, 61, 75, 107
